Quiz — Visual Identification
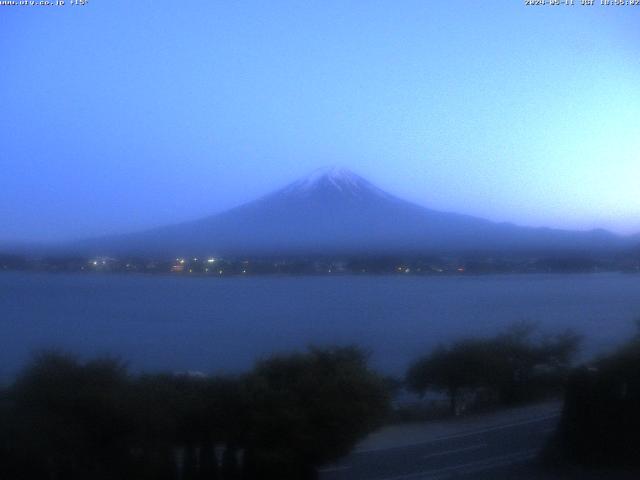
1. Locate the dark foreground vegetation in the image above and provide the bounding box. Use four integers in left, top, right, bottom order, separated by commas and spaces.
0, 324, 584, 480
0, 347, 389, 480
548, 322, 640, 470
8, 322, 640, 479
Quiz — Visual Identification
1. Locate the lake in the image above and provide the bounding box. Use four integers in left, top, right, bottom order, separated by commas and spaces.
1, 271, 640, 381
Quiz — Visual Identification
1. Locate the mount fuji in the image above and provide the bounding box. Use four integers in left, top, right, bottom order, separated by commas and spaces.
74, 167, 628, 257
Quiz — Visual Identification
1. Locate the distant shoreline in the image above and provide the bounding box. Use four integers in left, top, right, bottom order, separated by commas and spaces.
2, 249, 640, 277
2, 266, 638, 278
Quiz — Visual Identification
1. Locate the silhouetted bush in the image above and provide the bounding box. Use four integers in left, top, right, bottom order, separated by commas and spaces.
406, 323, 580, 414
553, 327, 640, 468
1, 351, 132, 479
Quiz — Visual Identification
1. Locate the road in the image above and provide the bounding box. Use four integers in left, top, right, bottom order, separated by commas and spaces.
320, 404, 561, 480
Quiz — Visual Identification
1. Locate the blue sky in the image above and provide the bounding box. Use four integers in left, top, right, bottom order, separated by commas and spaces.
1, 1, 639, 242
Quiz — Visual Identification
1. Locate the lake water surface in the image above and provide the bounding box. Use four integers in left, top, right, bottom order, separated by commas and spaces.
2, 272, 640, 380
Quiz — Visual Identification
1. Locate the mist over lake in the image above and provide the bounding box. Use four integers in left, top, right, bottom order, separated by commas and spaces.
2, 272, 640, 382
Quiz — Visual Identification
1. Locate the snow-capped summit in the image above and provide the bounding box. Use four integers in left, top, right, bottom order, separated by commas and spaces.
294, 166, 362, 190
280, 166, 389, 199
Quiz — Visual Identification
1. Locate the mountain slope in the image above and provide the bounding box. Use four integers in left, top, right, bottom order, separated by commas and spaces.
75, 167, 628, 257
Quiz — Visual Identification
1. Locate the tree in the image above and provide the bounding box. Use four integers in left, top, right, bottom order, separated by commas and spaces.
406, 323, 581, 413
406, 339, 491, 415
489, 323, 580, 404
243, 346, 390, 479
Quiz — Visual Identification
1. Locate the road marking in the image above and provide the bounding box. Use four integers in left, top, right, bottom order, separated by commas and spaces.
357, 413, 560, 454
429, 414, 560, 442
376, 449, 538, 480
422, 443, 486, 460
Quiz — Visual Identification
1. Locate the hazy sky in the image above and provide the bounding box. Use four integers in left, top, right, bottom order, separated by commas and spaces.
1, 1, 639, 243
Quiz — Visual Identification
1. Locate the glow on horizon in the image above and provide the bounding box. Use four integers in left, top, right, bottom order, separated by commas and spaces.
1, 1, 639, 242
